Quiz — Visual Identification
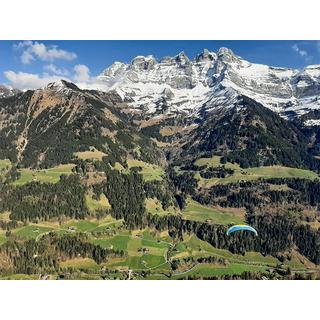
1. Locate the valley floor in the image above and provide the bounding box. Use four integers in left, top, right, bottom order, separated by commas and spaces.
0, 214, 319, 280
1, 155, 320, 280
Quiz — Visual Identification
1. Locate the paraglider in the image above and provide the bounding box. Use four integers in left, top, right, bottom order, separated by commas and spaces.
227, 225, 258, 236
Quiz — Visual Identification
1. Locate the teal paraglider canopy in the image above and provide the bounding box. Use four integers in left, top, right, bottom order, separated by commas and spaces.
227, 225, 258, 236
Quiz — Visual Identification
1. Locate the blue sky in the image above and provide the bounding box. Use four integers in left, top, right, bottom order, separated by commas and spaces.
1, 40, 319, 89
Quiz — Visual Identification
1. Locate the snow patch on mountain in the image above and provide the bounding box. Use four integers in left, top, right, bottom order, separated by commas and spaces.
304, 119, 320, 126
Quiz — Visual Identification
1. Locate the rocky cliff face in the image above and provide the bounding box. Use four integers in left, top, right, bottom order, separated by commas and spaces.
91, 48, 320, 126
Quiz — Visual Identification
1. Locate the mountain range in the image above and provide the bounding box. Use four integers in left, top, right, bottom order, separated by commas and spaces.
1, 47, 320, 170
1, 47, 320, 279
93, 47, 320, 126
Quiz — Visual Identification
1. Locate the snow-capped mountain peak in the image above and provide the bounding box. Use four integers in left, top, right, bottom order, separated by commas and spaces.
83, 48, 320, 125
217, 47, 239, 62
131, 55, 157, 71
195, 49, 216, 63
46, 80, 81, 93
0, 84, 21, 98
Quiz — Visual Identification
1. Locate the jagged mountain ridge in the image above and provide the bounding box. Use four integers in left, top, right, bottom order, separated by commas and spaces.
92, 48, 320, 126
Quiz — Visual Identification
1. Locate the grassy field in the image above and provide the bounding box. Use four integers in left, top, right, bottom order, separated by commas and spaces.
92, 234, 131, 251
92, 229, 170, 252
145, 198, 178, 216
59, 216, 122, 234
92, 228, 171, 271
85, 193, 111, 212
74, 147, 106, 160
193, 156, 319, 186
182, 199, 245, 225
45, 215, 123, 234
0, 159, 11, 170
246, 166, 319, 179
127, 159, 164, 181
13, 225, 54, 240
113, 162, 126, 171
194, 156, 226, 168
268, 184, 291, 191
13, 164, 75, 186
61, 220, 99, 233
90, 220, 123, 233
60, 257, 99, 270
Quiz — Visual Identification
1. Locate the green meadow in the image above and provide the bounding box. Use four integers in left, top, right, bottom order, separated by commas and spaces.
127, 159, 165, 181
145, 198, 178, 216
13, 225, 54, 240
85, 193, 111, 212
182, 198, 245, 225
13, 164, 75, 186
193, 156, 318, 186
60, 258, 100, 270
0, 159, 11, 170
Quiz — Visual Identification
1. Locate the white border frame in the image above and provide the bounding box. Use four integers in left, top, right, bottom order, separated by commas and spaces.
1, 1, 320, 319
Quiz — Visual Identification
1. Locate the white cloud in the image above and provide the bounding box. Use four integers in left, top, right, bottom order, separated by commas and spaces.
4, 64, 92, 90
292, 44, 308, 57
44, 64, 69, 76
21, 51, 35, 64
74, 64, 90, 82
13, 40, 33, 49
8, 42, 95, 90
4, 58, 93, 90
15, 41, 77, 64
4, 70, 68, 90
